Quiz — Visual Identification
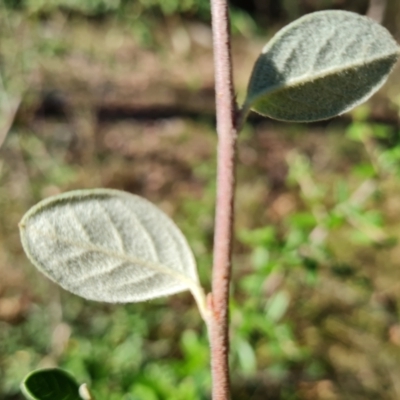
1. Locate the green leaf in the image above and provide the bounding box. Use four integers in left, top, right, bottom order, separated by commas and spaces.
234, 337, 257, 375
21, 368, 81, 400
19, 189, 206, 315
244, 10, 400, 122
265, 291, 290, 322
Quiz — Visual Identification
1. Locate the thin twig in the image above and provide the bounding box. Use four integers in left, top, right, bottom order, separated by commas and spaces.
367, 0, 387, 23
209, 0, 238, 399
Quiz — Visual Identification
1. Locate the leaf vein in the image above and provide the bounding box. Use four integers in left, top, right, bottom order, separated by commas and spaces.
119, 200, 160, 263
67, 204, 91, 241
27, 227, 196, 289
96, 200, 126, 253
71, 261, 158, 289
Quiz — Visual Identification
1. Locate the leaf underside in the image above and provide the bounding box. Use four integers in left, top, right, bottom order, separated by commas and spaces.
21, 369, 81, 400
19, 189, 199, 303
245, 10, 400, 122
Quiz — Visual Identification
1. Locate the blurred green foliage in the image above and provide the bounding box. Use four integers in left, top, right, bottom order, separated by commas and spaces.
3, 0, 207, 15
232, 104, 400, 397
3, 0, 209, 19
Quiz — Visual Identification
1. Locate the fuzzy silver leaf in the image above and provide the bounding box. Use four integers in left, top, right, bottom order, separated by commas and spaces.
245, 10, 400, 122
19, 189, 201, 303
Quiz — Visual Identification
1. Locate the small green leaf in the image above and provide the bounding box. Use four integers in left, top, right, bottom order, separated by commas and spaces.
21, 368, 81, 400
244, 10, 400, 122
265, 291, 290, 322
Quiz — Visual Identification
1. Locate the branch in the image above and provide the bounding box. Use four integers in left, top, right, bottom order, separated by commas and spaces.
209, 0, 238, 399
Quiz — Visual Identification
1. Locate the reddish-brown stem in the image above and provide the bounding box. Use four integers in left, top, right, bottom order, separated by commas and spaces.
209, 0, 238, 399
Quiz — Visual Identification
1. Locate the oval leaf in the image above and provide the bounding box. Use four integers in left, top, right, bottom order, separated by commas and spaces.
19, 189, 201, 303
244, 10, 400, 122
21, 368, 81, 400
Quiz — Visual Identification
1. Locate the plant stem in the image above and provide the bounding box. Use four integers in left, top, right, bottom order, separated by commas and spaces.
209, 0, 238, 399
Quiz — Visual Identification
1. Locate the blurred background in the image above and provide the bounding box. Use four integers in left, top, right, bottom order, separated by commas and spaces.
1, 0, 400, 399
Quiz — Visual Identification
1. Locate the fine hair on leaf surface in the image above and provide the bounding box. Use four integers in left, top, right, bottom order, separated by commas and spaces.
244, 10, 400, 122
19, 189, 208, 318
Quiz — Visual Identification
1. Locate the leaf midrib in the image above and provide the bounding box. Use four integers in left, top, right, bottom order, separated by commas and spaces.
23, 226, 198, 290
247, 51, 399, 104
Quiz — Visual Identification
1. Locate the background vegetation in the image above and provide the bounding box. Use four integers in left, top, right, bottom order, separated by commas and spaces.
1, 0, 400, 398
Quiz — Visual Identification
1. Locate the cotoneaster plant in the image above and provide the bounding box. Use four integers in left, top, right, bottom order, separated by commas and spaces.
18, 3, 399, 400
